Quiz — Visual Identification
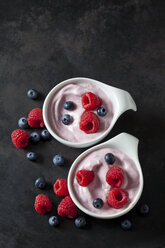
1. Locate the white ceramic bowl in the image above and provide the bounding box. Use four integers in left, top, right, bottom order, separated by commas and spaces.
68, 133, 143, 219
43, 77, 137, 148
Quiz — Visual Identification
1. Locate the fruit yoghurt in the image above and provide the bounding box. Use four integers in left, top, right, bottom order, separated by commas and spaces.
48, 81, 113, 143
72, 147, 140, 215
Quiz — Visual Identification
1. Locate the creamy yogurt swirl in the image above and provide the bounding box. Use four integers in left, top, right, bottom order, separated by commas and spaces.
72, 147, 140, 215
48, 81, 113, 143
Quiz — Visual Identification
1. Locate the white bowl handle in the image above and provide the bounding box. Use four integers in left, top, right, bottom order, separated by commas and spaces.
106, 132, 139, 161
112, 87, 137, 115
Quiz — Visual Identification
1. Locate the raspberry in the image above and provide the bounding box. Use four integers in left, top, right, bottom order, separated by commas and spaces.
82, 92, 102, 110
107, 188, 128, 209
76, 169, 94, 186
27, 108, 45, 128
106, 166, 124, 188
57, 196, 77, 218
34, 194, 52, 214
53, 179, 69, 197
79, 111, 99, 134
11, 129, 29, 148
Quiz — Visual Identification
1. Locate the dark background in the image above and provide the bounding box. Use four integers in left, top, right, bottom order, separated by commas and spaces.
0, 0, 165, 247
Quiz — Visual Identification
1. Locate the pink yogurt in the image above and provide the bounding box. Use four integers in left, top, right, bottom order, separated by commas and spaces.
48, 81, 113, 143
72, 147, 140, 215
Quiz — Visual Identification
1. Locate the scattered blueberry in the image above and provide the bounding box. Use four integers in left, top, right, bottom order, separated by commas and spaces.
18, 117, 28, 129
75, 216, 86, 228
93, 198, 104, 209
104, 153, 115, 164
26, 152, 38, 161
30, 132, 41, 143
63, 101, 74, 110
62, 114, 72, 125
27, 89, 38, 99
121, 219, 132, 231
41, 129, 51, 140
139, 204, 149, 216
97, 106, 107, 117
49, 216, 60, 227
53, 155, 64, 166
35, 177, 47, 189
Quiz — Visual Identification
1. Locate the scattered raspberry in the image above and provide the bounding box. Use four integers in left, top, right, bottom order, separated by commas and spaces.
106, 166, 124, 188
57, 196, 77, 218
82, 92, 102, 110
79, 111, 99, 134
34, 194, 52, 214
107, 188, 128, 209
53, 179, 69, 197
11, 129, 29, 148
27, 108, 45, 128
76, 169, 94, 186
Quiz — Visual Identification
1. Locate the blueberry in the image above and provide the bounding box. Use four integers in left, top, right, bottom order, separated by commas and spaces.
18, 117, 28, 129
93, 198, 104, 209
53, 155, 64, 166
139, 204, 149, 216
26, 152, 38, 161
41, 129, 51, 140
49, 216, 60, 227
104, 153, 115, 164
35, 177, 46, 189
75, 216, 86, 228
27, 89, 38, 99
97, 106, 107, 117
30, 132, 41, 143
121, 219, 132, 231
63, 101, 74, 110
62, 114, 72, 125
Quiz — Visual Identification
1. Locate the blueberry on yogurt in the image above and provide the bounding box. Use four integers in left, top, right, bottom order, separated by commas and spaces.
97, 106, 107, 117
93, 198, 104, 209
63, 101, 74, 110
104, 153, 115, 164
62, 114, 72, 125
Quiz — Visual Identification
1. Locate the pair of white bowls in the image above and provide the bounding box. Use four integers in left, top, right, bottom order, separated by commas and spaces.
43, 77, 143, 219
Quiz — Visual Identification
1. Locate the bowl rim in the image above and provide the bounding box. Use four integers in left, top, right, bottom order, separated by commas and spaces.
67, 133, 144, 219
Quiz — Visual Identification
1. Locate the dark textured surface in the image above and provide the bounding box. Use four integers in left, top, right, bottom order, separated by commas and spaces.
0, 0, 165, 247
